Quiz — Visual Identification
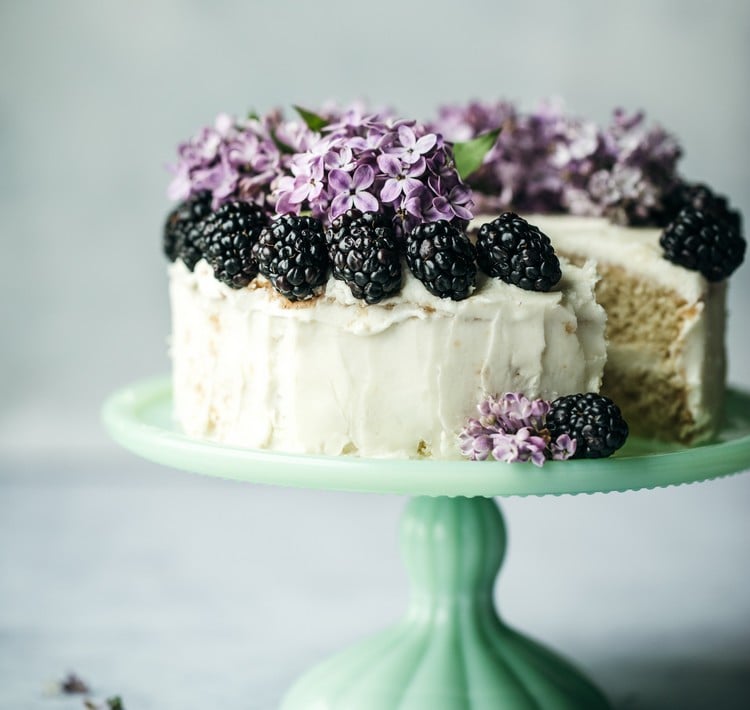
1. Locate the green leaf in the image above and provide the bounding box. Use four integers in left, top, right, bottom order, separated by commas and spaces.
271, 130, 295, 155
453, 128, 501, 180
293, 105, 328, 132
246, 109, 260, 121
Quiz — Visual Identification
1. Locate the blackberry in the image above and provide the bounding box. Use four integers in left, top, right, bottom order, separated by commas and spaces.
326, 210, 402, 304
662, 182, 742, 234
547, 393, 629, 459
253, 214, 330, 301
405, 221, 476, 300
660, 207, 745, 281
201, 202, 268, 288
324, 209, 391, 247
475, 212, 561, 292
162, 192, 212, 266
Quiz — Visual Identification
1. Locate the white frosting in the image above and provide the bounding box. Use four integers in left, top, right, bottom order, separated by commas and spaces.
664, 279, 726, 437
169, 258, 606, 458
473, 214, 709, 303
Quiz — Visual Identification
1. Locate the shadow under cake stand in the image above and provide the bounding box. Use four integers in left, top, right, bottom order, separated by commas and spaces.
103, 377, 750, 710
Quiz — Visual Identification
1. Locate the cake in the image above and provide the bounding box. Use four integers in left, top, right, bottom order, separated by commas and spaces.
163, 101, 745, 460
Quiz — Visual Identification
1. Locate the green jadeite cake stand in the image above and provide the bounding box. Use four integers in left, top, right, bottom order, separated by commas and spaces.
103, 377, 750, 710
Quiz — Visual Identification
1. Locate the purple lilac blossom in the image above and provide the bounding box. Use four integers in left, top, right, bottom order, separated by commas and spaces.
166, 103, 472, 236
378, 154, 426, 203
430, 100, 682, 226
328, 165, 379, 218
459, 392, 576, 466
272, 113, 473, 235
167, 110, 298, 211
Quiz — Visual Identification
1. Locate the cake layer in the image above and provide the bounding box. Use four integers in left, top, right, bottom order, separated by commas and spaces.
472, 214, 727, 443
169, 259, 606, 458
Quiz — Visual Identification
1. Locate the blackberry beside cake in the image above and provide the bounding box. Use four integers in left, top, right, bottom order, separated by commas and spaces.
163, 102, 744, 458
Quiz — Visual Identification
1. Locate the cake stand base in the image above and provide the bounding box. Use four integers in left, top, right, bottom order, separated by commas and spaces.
103, 380, 750, 709
281, 496, 609, 710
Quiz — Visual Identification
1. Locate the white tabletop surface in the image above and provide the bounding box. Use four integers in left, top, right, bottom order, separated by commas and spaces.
1, 453, 749, 709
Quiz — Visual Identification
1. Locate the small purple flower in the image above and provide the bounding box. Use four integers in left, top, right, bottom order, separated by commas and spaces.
550, 434, 577, 461
167, 162, 192, 201
378, 154, 426, 203
459, 419, 495, 461
459, 392, 577, 466
402, 192, 426, 219
477, 392, 549, 433
273, 175, 299, 215
393, 125, 438, 165
328, 165, 379, 219
322, 102, 396, 135
211, 157, 239, 203
511, 427, 549, 467
497, 392, 550, 431
425, 183, 473, 222
347, 126, 388, 153
324, 146, 355, 171
491, 431, 519, 464
288, 159, 325, 205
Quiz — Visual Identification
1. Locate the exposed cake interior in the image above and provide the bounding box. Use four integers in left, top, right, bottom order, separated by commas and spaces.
593, 263, 725, 442
491, 215, 727, 444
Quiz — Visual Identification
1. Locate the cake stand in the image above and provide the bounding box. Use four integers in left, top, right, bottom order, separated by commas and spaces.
103, 377, 750, 710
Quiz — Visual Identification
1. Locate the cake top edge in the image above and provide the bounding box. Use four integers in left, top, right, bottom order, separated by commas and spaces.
173, 252, 597, 317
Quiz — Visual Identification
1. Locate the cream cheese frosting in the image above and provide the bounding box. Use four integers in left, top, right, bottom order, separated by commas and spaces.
472, 214, 710, 302
169, 257, 606, 458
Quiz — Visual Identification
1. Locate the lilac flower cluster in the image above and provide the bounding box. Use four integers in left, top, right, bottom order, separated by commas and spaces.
167, 104, 474, 235
431, 100, 682, 225
458, 393, 576, 466
167, 111, 292, 211
274, 114, 472, 234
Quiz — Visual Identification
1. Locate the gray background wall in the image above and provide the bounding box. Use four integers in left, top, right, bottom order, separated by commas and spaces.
0, 0, 749, 454
1, 2, 749, 708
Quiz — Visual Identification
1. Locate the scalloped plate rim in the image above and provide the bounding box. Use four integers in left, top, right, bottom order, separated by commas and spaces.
102, 376, 750, 497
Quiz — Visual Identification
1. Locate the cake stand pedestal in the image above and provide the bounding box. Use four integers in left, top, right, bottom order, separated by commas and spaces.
103, 377, 750, 710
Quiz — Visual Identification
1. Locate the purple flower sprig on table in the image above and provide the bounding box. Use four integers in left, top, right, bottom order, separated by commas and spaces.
272, 112, 473, 235
431, 100, 683, 226
57, 672, 90, 695
458, 393, 576, 466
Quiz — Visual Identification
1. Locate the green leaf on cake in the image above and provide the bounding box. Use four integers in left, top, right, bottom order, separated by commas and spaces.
293, 105, 329, 133
246, 109, 260, 121
271, 131, 296, 155
453, 128, 501, 181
